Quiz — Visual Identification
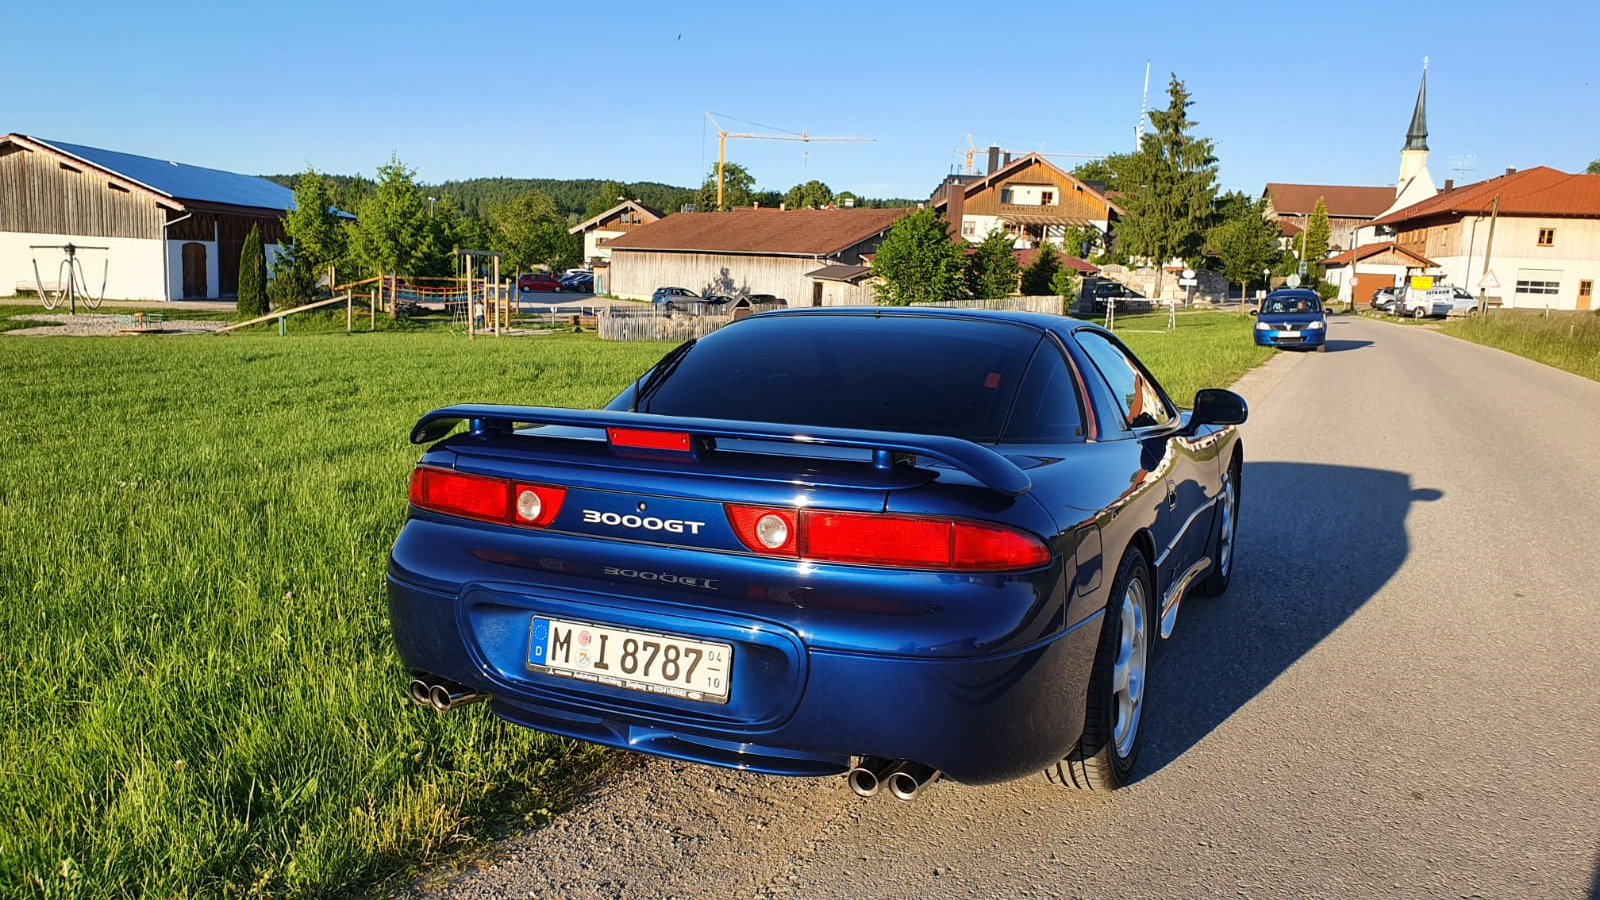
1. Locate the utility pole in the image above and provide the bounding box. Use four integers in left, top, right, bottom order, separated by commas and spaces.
1477, 194, 1500, 315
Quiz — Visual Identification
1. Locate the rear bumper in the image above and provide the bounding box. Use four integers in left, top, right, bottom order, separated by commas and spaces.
387, 570, 1101, 784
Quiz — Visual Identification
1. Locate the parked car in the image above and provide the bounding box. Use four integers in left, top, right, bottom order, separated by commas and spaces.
650, 286, 701, 309
1090, 282, 1146, 313
389, 307, 1248, 796
518, 272, 565, 293
700, 294, 736, 308
559, 273, 594, 294
1253, 288, 1328, 351
1369, 286, 1402, 313
562, 268, 593, 280
747, 293, 787, 307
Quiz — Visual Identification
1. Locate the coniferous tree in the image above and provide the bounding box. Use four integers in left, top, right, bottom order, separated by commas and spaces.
236, 224, 267, 317
1301, 196, 1331, 280
283, 168, 347, 276
1110, 74, 1219, 298
351, 156, 430, 279
1021, 242, 1062, 296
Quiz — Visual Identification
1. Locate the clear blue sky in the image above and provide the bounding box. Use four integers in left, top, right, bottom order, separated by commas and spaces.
9, 0, 1597, 201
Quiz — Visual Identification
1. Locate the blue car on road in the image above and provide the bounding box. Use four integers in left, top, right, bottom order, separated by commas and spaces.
1253, 288, 1328, 352
388, 307, 1248, 799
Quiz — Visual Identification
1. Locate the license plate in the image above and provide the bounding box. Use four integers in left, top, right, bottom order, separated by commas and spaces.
1279, 330, 1300, 338
528, 617, 732, 703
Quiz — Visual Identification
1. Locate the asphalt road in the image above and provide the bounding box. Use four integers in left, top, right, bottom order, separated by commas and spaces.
401, 314, 1600, 900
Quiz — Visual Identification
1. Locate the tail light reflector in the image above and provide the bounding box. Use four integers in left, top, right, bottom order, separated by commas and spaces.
725, 505, 1049, 572
607, 427, 692, 452
410, 466, 565, 528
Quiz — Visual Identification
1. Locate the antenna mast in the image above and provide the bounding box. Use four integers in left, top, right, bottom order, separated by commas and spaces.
1134, 61, 1150, 149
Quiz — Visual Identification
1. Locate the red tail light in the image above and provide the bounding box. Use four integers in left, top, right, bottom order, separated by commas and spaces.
410, 466, 565, 528
725, 505, 1049, 572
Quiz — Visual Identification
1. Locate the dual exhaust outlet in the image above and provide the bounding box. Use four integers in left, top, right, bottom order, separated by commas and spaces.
846, 756, 941, 801
408, 677, 486, 713
407, 682, 939, 801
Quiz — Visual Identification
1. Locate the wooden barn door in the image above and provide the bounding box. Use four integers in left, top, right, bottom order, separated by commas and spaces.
182, 243, 207, 299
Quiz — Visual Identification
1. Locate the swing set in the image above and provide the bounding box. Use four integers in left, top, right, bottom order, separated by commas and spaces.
28, 243, 108, 313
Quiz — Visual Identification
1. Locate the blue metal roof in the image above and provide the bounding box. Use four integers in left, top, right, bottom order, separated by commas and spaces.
37, 137, 296, 211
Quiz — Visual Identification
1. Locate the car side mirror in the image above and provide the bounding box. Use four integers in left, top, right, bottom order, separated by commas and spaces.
1191, 389, 1248, 426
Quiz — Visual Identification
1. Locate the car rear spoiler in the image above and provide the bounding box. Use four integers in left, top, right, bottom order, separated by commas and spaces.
411, 404, 1032, 497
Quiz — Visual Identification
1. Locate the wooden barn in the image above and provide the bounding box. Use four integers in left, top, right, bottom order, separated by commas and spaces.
605, 207, 908, 305
1, 134, 298, 301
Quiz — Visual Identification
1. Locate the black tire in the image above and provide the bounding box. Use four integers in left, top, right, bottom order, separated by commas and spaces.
1198, 458, 1240, 597
1412, 306, 1425, 320
1046, 546, 1153, 790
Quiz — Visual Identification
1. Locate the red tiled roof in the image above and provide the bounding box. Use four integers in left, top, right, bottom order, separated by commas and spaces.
1321, 241, 1439, 268
1278, 219, 1303, 237
1265, 183, 1396, 218
606, 207, 908, 256
933, 153, 1123, 216
1010, 247, 1099, 274
1369, 167, 1600, 227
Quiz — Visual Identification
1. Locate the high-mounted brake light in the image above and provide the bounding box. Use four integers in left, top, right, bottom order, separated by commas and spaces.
410, 466, 565, 528
724, 505, 1049, 572
607, 427, 693, 452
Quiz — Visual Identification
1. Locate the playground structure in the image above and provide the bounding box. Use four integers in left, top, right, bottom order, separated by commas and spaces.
215, 250, 529, 337
27, 243, 108, 313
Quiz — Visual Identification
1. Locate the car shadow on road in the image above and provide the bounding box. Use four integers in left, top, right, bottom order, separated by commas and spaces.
1138, 462, 1441, 777
1321, 338, 1373, 352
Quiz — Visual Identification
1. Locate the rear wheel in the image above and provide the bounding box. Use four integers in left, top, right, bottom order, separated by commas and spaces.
1412, 306, 1425, 320
1046, 547, 1152, 790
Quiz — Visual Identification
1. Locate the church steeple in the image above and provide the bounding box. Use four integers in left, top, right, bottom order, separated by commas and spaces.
1404, 60, 1428, 151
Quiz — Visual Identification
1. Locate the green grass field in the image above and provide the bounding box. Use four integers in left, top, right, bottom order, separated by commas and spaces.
0, 312, 1266, 898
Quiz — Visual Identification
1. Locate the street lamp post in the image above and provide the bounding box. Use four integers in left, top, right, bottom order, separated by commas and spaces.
428, 196, 437, 217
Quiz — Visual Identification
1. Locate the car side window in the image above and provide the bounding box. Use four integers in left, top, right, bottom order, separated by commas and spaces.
1002, 344, 1085, 443
1074, 331, 1175, 431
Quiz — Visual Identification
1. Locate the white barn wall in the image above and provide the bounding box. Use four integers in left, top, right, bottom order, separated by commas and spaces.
1, 231, 166, 301
611, 251, 830, 304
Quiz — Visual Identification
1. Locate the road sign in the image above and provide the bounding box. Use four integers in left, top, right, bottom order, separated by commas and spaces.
1181, 268, 1196, 280
1479, 270, 1499, 289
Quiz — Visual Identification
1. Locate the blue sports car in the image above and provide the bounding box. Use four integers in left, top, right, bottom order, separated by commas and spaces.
388, 307, 1247, 799
1253, 288, 1328, 351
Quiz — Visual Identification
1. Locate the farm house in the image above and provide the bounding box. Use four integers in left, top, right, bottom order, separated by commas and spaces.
0, 133, 299, 301
605, 207, 907, 306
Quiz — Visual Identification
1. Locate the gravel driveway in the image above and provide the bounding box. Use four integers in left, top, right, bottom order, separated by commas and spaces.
3, 312, 227, 337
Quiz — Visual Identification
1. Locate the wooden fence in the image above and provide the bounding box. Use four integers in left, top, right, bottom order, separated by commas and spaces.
598, 306, 736, 342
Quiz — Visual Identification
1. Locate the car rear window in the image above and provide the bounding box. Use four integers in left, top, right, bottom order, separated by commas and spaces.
635, 314, 1046, 443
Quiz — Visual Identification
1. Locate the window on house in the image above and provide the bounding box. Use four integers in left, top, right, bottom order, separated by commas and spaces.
1000, 188, 1012, 204
961, 220, 976, 237
1040, 191, 1055, 206
1537, 228, 1555, 247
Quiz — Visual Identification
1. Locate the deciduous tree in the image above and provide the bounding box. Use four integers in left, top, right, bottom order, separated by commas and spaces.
870, 208, 966, 306
489, 191, 578, 272
966, 228, 1019, 299
585, 181, 627, 218
696, 161, 757, 211
1587, 159, 1600, 174
783, 180, 835, 209
1205, 198, 1280, 299
1109, 75, 1219, 298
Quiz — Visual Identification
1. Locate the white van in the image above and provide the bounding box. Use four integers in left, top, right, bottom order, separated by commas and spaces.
1397, 284, 1476, 319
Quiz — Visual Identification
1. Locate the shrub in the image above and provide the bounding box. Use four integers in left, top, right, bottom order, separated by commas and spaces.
268, 245, 319, 311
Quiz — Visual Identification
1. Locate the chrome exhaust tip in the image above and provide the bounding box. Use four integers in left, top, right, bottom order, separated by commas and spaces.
846, 757, 901, 799
428, 682, 486, 712
408, 679, 434, 707
887, 762, 941, 801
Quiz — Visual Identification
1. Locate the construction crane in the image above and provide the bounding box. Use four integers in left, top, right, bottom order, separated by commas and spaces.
704, 111, 872, 210
953, 134, 1105, 175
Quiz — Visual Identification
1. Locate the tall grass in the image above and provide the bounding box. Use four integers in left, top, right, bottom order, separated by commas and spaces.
1442, 309, 1600, 382
0, 314, 1265, 898
1104, 310, 1276, 401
